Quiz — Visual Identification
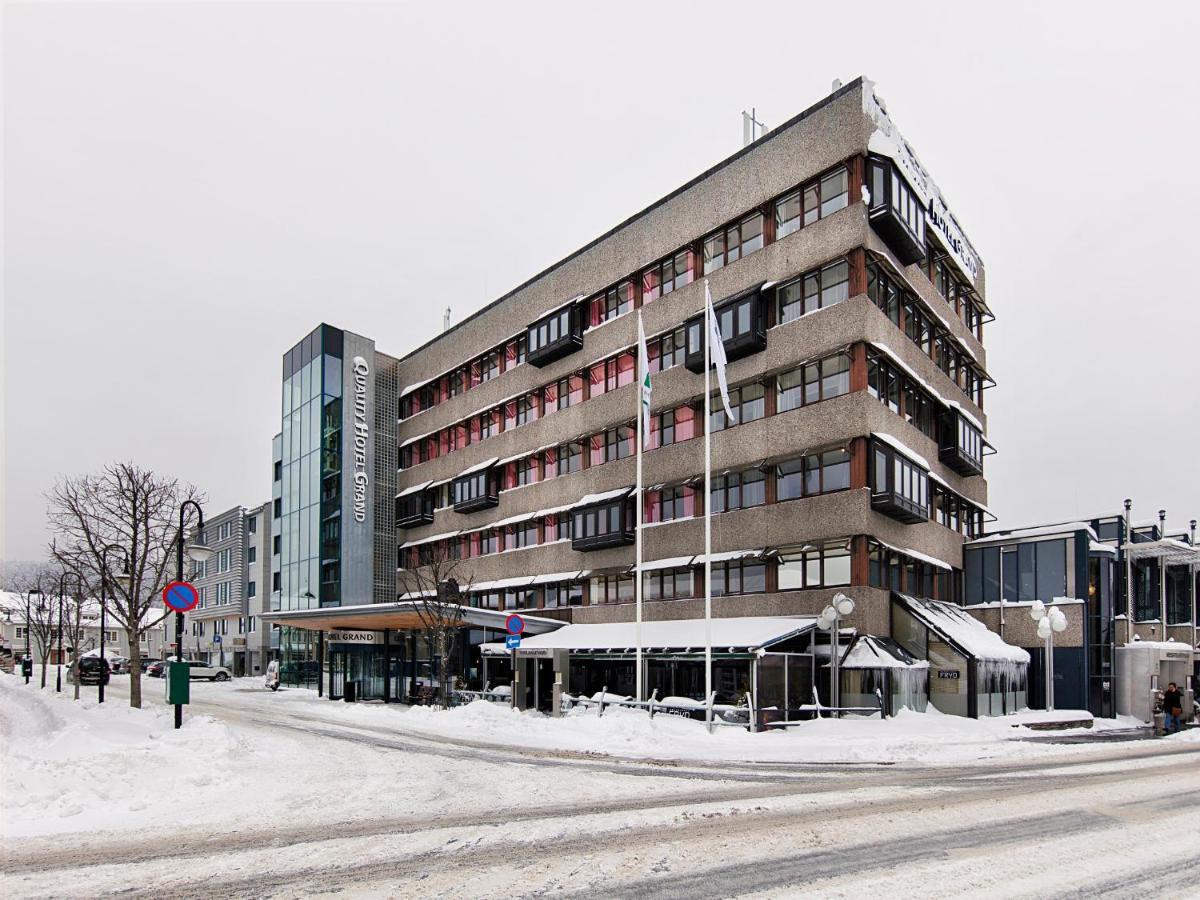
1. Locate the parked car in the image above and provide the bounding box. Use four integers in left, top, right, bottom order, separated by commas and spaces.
147, 660, 167, 678
140, 658, 162, 673
71, 656, 111, 686
185, 660, 232, 682
107, 656, 130, 674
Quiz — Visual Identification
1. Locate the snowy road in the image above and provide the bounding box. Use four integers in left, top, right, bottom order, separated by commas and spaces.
5, 676, 1200, 898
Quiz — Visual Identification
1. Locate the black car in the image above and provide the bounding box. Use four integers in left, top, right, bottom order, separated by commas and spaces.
72, 656, 111, 686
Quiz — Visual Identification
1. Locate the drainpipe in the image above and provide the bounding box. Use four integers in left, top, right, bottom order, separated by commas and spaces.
1124, 499, 1133, 643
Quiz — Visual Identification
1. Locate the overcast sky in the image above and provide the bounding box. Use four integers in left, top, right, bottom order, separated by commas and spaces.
4, 1, 1199, 561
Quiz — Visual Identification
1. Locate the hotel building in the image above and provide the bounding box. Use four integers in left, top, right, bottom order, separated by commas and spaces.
267, 78, 1026, 715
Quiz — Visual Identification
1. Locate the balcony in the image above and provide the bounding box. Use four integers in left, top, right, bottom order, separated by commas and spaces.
939, 410, 984, 477
396, 484, 436, 529
452, 460, 499, 513
571, 491, 634, 552
869, 436, 930, 524
867, 154, 927, 266
526, 303, 583, 368
684, 283, 766, 373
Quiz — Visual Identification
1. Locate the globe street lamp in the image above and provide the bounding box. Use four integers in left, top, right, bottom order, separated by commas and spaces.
99, 545, 131, 704
175, 499, 212, 730
817, 592, 855, 717
1030, 600, 1067, 711
57, 571, 86, 694
24, 587, 44, 684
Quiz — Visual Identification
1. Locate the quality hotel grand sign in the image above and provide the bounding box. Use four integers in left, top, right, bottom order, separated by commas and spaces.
351, 355, 369, 523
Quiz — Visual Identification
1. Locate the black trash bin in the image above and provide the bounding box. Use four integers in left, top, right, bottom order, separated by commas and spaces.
344, 680, 358, 703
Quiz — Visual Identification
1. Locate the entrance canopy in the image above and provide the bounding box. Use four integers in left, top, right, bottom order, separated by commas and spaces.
481, 615, 817, 657
1123, 538, 1200, 566
263, 600, 564, 635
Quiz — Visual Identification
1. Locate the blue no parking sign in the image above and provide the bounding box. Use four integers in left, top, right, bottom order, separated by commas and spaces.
163, 581, 199, 613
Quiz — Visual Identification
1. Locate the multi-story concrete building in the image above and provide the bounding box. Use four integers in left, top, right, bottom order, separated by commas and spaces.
185, 503, 271, 675
266, 77, 1023, 714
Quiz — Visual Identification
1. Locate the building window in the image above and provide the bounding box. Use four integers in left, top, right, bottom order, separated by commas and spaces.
642, 249, 693, 301
589, 573, 635, 605
703, 212, 764, 274
272, 535, 281, 556
777, 260, 849, 324
247, 547, 257, 564
775, 165, 849, 239
711, 559, 767, 597
247, 516, 257, 534
776, 449, 851, 501
592, 426, 635, 465
510, 521, 539, 549
649, 485, 696, 523
777, 353, 850, 413
777, 541, 852, 589
650, 327, 687, 374
710, 382, 765, 432
710, 468, 766, 513
556, 441, 583, 476
272, 572, 281, 592
866, 350, 901, 415
591, 280, 635, 326
544, 581, 584, 608
866, 258, 903, 326
643, 567, 694, 602
652, 406, 696, 449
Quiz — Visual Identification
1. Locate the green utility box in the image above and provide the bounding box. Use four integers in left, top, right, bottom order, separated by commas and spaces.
166, 661, 191, 705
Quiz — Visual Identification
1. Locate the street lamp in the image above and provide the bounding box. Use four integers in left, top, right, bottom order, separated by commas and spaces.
174, 499, 212, 730
817, 592, 855, 717
99, 545, 131, 704
1030, 600, 1067, 711
24, 587, 44, 684
57, 571, 86, 694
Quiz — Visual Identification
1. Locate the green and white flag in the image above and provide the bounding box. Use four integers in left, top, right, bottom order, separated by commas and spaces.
637, 311, 653, 447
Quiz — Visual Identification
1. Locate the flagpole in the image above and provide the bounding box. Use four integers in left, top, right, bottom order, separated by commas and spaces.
703, 282, 713, 709
635, 315, 645, 704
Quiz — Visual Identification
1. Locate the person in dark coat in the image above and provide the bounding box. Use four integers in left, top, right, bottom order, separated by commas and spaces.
1162, 682, 1183, 734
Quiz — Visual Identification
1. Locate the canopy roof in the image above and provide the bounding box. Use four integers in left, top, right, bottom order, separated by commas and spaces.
842, 635, 929, 670
262, 600, 564, 635
481, 615, 817, 657
1123, 538, 1200, 566
895, 593, 1030, 663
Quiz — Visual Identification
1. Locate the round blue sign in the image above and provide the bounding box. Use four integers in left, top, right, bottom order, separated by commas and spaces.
163, 581, 200, 613
505, 614, 525, 636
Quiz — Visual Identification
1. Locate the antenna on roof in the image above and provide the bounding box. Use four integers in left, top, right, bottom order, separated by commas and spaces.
741, 108, 768, 147
443, 307, 452, 332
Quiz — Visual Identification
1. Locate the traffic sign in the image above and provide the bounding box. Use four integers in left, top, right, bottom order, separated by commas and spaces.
505, 634, 521, 650
505, 614, 525, 636
163, 581, 200, 613
213, 635, 222, 644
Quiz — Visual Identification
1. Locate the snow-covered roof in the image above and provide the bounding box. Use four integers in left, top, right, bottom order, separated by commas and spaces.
639, 555, 695, 572
1089, 541, 1118, 556
873, 538, 952, 571
481, 615, 817, 656
576, 487, 632, 507
472, 575, 535, 592
488, 510, 537, 530
530, 570, 587, 585
703, 549, 764, 564
871, 431, 931, 471
399, 530, 460, 549
842, 635, 929, 670
968, 522, 1100, 547
1123, 538, 1200, 565
395, 480, 432, 499
457, 456, 500, 478
896, 594, 1029, 663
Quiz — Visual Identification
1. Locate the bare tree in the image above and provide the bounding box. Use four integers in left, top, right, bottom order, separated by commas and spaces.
47, 462, 205, 708
47, 557, 103, 700
2, 562, 55, 683
398, 545, 474, 709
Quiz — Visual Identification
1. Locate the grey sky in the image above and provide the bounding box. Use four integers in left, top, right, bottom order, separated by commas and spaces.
4, 2, 1199, 561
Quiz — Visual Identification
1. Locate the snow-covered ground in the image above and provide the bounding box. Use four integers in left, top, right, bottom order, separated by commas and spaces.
5, 670, 1200, 899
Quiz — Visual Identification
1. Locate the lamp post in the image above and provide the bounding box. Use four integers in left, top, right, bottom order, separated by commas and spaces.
817, 592, 855, 717
99, 545, 131, 704
1030, 600, 1067, 711
57, 571, 86, 694
25, 587, 43, 684
175, 499, 213, 730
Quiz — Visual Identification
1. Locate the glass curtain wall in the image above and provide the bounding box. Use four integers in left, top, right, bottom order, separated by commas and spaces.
281, 326, 344, 611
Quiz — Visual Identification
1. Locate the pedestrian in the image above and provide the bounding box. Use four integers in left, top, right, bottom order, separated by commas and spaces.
1162, 682, 1183, 734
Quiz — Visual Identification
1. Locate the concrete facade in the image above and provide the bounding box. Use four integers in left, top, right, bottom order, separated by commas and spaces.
385, 78, 990, 640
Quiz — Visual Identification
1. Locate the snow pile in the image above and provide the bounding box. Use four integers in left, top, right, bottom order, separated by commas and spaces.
1, 674, 245, 837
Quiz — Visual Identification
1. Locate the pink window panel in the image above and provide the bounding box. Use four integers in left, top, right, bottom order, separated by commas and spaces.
675, 405, 697, 441
543, 381, 557, 408
616, 352, 635, 387
589, 363, 607, 397
680, 486, 697, 517
589, 434, 604, 467
543, 447, 557, 477
569, 374, 585, 404
647, 416, 660, 451
589, 295, 605, 327
469, 361, 481, 388
642, 268, 662, 302
506, 341, 518, 365
504, 464, 517, 490
644, 491, 661, 523
504, 400, 517, 430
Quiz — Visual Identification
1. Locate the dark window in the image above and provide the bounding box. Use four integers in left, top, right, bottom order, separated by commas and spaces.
778, 541, 852, 589
776, 449, 850, 502
642, 249, 693, 301
703, 212, 764, 274
777, 352, 850, 413
775, 165, 848, 239
710, 468, 765, 513
710, 382, 765, 432
711, 560, 767, 597
778, 260, 849, 324
642, 567, 694, 602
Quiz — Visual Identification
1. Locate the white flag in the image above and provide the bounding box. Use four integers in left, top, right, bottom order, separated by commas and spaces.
637, 312, 653, 447
706, 280, 736, 424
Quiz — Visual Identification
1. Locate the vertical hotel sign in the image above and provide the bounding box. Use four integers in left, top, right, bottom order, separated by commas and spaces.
351, 356, 370, 522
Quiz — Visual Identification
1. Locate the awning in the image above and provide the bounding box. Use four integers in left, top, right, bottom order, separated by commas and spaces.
894, 593, 1029, 664
1123, 539, 1200, 566
841, 635, 929, 670
576, 486, 633, 507
262, 600, 564, 635
481, 615, 817, 657
395, 480, 432, 499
